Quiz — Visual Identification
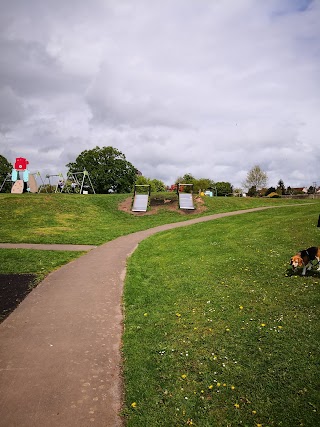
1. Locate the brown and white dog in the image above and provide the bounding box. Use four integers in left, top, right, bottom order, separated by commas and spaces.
290, 246, 320, 275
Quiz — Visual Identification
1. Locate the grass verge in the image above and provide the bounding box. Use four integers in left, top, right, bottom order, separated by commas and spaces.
122, 204, 320, 426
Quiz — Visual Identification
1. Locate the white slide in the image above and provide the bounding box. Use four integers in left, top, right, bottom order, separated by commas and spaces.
132, 194, 149, 212
179, 193, 194, 209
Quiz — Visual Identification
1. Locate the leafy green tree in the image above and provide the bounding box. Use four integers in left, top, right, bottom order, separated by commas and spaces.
193, 178, 215, 194
215, 181, 233, 196
150, 179, 166, 192
175, 173, 195, 185
0, 154, 13, 193
243, 165, 268, 191
66, 146, 137, 194
175, 173, 196, 193
135, 175, 166, 192
247, 185, 257, 197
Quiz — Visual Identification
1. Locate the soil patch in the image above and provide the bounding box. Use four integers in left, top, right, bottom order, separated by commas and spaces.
0, 274, 37, 322
118, 195, 207, 215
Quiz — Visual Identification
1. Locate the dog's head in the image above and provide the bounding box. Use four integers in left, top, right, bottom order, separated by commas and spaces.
290, 254, 304, 270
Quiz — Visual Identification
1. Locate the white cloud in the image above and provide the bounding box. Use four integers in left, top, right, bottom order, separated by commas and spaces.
0, 0, 319, 188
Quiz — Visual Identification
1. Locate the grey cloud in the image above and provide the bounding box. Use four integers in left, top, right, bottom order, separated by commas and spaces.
0, 86, 28, 131
0, 0, 319, 189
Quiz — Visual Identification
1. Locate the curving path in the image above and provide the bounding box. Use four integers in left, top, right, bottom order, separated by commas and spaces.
0, 207, 273, 427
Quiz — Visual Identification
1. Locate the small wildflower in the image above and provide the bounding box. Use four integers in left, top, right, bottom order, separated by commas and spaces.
143, 313, 148, 317
252, 410, 257, 415
217, 382, 221, 387
278, 325, 283, 329
181, 374, 187, 379
176, 313, 181, 317
261, 323, 266, 327
234, 403, 240, 409
131, 402, 137, 408
187, 419, 193, 425
223, 383, 227, 387
208, 385, 213, 389
256, 424, 263, 427
231, 385, 235, 390
239, 305, 244, 310
225, 328, 230, 332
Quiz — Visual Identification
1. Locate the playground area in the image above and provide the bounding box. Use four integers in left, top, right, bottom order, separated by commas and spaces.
119, 193, 206, 215
1, 156, 95, 194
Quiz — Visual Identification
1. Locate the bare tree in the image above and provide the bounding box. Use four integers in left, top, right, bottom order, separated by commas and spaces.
243, 165, 268, 190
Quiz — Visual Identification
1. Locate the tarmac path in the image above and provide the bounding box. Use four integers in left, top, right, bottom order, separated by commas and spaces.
0, 207, 273, 426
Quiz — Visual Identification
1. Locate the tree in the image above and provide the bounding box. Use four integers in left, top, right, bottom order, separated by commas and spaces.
277, 179, 286, 195
150, 179, 166, 192
193, 178, 215, 194
307, 185, 315, 194
215, 181, 233, 196
135, 175, 166, 192
265, 187, 276, 196
0, 154, 13, 193
66, 146, 137, 194
243, 165, 268, 191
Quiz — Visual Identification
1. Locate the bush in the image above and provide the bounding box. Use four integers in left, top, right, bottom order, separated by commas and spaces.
266, 192, 280, 198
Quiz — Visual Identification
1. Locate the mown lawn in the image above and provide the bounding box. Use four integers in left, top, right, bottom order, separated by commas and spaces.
123, 203, 320, 426
0, 193, 314, 245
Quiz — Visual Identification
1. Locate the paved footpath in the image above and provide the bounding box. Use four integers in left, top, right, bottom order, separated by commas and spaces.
0, 208, 272, 427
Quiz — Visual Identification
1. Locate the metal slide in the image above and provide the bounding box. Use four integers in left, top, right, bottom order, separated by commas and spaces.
132, 185, 150, 212
132, 194, 149, 212
178, 183, 195, 210
178, 193, 195, 209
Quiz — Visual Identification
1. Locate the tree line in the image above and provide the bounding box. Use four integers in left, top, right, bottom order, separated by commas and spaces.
0, 148, 313, 196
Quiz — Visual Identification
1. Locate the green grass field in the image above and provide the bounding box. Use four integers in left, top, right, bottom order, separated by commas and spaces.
123, 203, 320, 426
0, 193, 319, 425
0, 192, 315, 245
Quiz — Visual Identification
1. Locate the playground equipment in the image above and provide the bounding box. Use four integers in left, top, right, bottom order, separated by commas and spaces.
132, 184, 151, 212
10, 157, 38, 194
0, 173, 11, 192
39, 173, 68, 193
177, 183, 195, 210
67, 170, 96, 194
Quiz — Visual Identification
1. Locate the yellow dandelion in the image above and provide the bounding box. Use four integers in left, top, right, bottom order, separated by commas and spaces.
187, 419, 193, 425
225, 328, 230, 332
278, 325, 283, 329
234, 403, 240, 409
252, 410, 257, 415
239, 305, 244, 310
131, 402, 137, 408
261, 323, 266, 327
208, 385, 213, 389
231, 385, 235, 390
176, 313, 181, 317
256, 424, 263, 427
217, 382, 221, 387
223, 383, 227, 387
144, 313, 148, 317
181, 374, 187, 379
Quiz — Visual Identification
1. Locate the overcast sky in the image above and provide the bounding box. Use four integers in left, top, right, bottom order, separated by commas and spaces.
0, 0, 319, 188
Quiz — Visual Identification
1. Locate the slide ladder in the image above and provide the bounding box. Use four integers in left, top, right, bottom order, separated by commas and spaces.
178, 183, 195, 210
132, 184, 151, 212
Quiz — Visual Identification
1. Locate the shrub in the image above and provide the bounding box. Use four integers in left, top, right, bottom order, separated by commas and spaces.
266, 192, 280, 198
